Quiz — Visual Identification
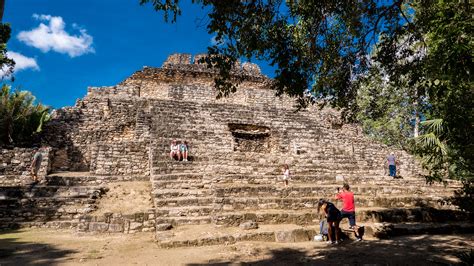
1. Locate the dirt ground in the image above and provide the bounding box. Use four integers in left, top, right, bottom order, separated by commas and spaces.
0, 229, 472, 265
92, 181, 153, 215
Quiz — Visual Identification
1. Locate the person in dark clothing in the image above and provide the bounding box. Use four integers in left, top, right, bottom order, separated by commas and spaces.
317, 199, 342, 244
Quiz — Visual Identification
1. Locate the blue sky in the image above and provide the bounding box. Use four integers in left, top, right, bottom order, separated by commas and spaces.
4, 0, 273, 108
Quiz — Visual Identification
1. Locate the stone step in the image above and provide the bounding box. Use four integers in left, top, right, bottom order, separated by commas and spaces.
153, 195, 451, 210
211, 207, 471, 226
214, 195, 450, 210
155, 216, 212, 226
150, 175, 454, 189
152, 188, 213, 199
0, 185, 106, 199
151, 186, 455, 202
211, 184, 455, 198
155, 205, 214, 217
372, 222, 474, 239
155, 221, 474, 248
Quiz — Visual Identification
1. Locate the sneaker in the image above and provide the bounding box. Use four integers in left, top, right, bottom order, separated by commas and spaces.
334, 241, 339, 245
356, 237, 362, 242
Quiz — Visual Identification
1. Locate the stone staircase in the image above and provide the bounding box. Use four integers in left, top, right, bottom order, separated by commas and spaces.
0, 174, 108, 230
150, 155, 468, 246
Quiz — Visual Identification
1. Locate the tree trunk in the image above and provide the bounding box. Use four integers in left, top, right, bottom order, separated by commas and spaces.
0, 0, 5, 22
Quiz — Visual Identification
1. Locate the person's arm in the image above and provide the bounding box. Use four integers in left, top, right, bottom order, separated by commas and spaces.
334, 188, 342, 200
31, 153, 38, 167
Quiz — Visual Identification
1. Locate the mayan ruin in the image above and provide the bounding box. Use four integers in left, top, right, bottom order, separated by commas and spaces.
2, 1, 473, 264
1, 53, 469, 245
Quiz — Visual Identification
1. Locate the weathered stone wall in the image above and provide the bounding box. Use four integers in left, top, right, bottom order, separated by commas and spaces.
90, 141, 149, 176
0, 185, 106, 230
43, 97, 150, 174
0, 148, 51, 185
77, 210, 156, 233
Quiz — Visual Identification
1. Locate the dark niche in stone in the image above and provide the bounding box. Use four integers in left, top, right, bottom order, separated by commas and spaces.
228, 123, 271, 153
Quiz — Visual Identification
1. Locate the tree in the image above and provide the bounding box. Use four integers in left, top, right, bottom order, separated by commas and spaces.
0, 0, 15, 78
0, 85, 50, 147
374, 1, 473, 181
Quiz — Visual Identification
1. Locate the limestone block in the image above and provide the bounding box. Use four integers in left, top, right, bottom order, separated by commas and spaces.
275, 229, 313, 242
239, 220, 258, 230
89, 222, 109, 232
77, 222, 89, 232
156, 223, 173, 231
108, 223, 124, 233
129, 222, 143, 231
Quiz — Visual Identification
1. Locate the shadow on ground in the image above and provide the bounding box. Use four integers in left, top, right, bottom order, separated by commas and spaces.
0, 229, 77, 266
188, 234, 472, 266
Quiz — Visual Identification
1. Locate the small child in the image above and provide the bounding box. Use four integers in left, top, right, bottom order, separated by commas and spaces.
180, 140, 189, 161
282, 164, 290, 187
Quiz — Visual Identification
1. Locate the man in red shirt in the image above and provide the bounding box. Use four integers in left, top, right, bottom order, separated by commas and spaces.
335, 183, 362, 241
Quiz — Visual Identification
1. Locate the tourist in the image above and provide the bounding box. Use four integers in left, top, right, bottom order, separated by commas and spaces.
386, 152, 398, 177
170, 140, 180, 161
335, 183, 362, 241
180, 140, 189, 161
30, 146, 44, 183
282, 164, 290, 187
317, 199, 341, 244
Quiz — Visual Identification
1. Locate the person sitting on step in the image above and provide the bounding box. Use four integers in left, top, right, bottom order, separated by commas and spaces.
317, 199, 342, 244
170, 139, 180, 161
335, 183, 362, 241
180, 140, 189, 161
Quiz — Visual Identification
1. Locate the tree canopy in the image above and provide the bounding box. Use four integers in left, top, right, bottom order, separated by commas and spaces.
0, 85, 50, 147
141, 0, 409, 107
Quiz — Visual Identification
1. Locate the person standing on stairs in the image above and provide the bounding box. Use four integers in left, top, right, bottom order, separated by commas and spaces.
335, 183, 362, 241
386, 152, 398, 177
317, 199, 342, 244
170, 139, 181, 161
30, 146, 44, 184
282, 164, 290, 187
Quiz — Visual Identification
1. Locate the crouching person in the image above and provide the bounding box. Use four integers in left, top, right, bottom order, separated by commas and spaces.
317, 199, 342, 244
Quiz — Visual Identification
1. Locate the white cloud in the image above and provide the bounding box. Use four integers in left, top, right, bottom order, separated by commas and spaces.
17, 14, 94, 57
1, 51, 39, 77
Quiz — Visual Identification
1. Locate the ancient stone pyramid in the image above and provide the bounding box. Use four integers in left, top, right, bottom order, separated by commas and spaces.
1, 54, 468, 244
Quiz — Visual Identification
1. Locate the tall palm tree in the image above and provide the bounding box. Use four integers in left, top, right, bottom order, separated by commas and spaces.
0, 85, 49, 146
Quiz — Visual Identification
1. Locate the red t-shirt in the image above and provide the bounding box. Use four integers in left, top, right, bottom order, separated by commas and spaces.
336, 191, 355, 212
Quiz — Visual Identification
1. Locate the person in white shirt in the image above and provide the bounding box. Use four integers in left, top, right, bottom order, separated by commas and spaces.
169, 139, 180, 161
282, 164, 290, 187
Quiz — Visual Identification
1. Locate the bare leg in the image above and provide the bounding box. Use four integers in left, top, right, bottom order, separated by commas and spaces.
327, 221, 334, 243
334, 221, 340, 242
351, 225, 360, 238
183, 151, 188, 160
284, 180, 288, 187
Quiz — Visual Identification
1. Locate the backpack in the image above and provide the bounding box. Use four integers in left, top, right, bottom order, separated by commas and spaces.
320, 220, 329, 240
